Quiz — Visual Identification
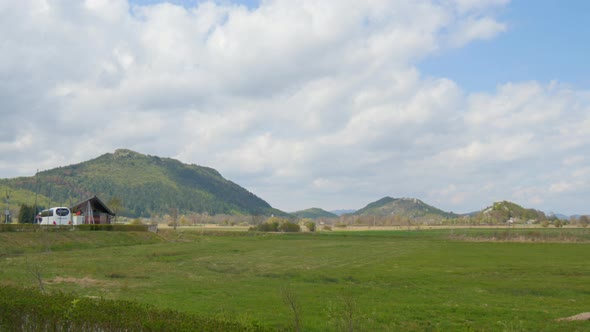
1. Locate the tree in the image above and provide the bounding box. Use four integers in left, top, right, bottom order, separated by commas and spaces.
107, 197, 124, 223
579, 215, 589, 228
305, 220, 316, 232
18, 204, 36, 224
179, 215, 189, 226
169, 207, 179, 230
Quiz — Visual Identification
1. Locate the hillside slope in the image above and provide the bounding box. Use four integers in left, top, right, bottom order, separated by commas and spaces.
352, 197, 458, 219
478, 200, 547, 223
0, 149, 282, 217
291, 208, 338, 219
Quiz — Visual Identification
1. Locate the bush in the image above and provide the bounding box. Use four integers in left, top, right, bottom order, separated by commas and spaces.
0, 224, 150, 233
305, 221, 316, 232
249, 221, 279, 232
75, 224, 149, 232
279, 222, 300, 233
248, 217, 301, 233
0, 224, 39, 232
129, 218, 144, 225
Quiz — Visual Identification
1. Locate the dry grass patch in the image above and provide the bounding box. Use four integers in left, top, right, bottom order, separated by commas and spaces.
48, 276, 108, 287
557, 312, 590, 321
447, 228, 590, 243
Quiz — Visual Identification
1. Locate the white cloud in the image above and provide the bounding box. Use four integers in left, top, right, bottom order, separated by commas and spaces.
453, 0, 511, 14
549, 182, 575, 194
465, 82, 567, 129
448, 16, 507, 47
563, 156, 584, 166
1, 0, 589, 215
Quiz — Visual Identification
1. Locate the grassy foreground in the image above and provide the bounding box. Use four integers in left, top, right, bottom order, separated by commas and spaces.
0, 228, 589, 331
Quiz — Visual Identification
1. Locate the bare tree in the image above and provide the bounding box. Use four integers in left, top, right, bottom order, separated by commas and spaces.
580, 215, 589, 228
327, 294, 359, 332
282, 286, 302, 332
170, 207, 179, 230
107, 197, 124, 224
26, 259, 45, 293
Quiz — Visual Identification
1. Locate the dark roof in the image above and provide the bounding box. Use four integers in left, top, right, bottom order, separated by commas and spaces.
71, 196, 115, 216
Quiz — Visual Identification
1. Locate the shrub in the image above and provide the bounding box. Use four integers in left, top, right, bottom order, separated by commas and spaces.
279, 222, 300, 233
250, 221, 279, 232
305, 221, 316, 232
0, 224, 39, 232
76, 224, 149, 232
130, 218, 144, 225
248, 218, 301, 233
0, 224, 150, 233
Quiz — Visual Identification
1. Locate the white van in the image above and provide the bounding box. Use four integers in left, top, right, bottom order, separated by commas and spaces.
38, 207, 72, 225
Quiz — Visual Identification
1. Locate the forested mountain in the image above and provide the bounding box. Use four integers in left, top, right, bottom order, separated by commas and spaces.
0, 149, 283, 217
351, 196, 458, 219
291, 208, 338, 219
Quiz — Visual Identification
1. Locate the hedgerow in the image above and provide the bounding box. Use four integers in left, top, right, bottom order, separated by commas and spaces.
0, 224, 149, 232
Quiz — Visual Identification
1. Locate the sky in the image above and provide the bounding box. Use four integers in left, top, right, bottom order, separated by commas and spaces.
1, 0, 589, 215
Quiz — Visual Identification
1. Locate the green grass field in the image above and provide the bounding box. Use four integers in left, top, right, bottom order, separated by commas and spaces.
0, 228, 589, 331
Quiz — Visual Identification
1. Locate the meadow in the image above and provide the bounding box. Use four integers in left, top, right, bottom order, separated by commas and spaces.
0, 227, 589, 331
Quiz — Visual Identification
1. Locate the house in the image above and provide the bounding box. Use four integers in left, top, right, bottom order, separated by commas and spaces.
70, 196, 115, 224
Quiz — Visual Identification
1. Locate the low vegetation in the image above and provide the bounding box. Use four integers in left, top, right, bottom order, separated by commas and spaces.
446, 227, 590, 242
0, 223, 150, 232
0, 286, 267, 331
0, 228, 589, 331
248, 217, 301, 232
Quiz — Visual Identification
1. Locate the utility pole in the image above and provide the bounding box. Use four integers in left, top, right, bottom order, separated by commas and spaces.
34, 170, 39, 223
4, 190, 10, 224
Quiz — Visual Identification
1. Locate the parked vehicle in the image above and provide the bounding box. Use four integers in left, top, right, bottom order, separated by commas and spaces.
38, 207, 72, 225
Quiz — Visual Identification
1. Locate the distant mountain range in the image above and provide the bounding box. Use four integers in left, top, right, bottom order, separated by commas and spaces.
552, 213, 570, 220
330, 209, 356, 216
291, 208, 338, 219
0, 149, 284, 217
0, 149, 584, 221
322, 199, 579, 221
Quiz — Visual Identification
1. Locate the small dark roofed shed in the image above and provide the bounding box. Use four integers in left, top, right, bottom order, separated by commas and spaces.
70, 196, 115, 224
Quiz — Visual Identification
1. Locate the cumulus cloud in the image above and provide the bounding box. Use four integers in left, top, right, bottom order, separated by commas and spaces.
0, 0, 589, 214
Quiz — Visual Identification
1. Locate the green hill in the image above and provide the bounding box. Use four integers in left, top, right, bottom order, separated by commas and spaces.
0, 149, 283, 218
352, 196, 458, 220
478, 200, 547, 223
291, 208, 338, 219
